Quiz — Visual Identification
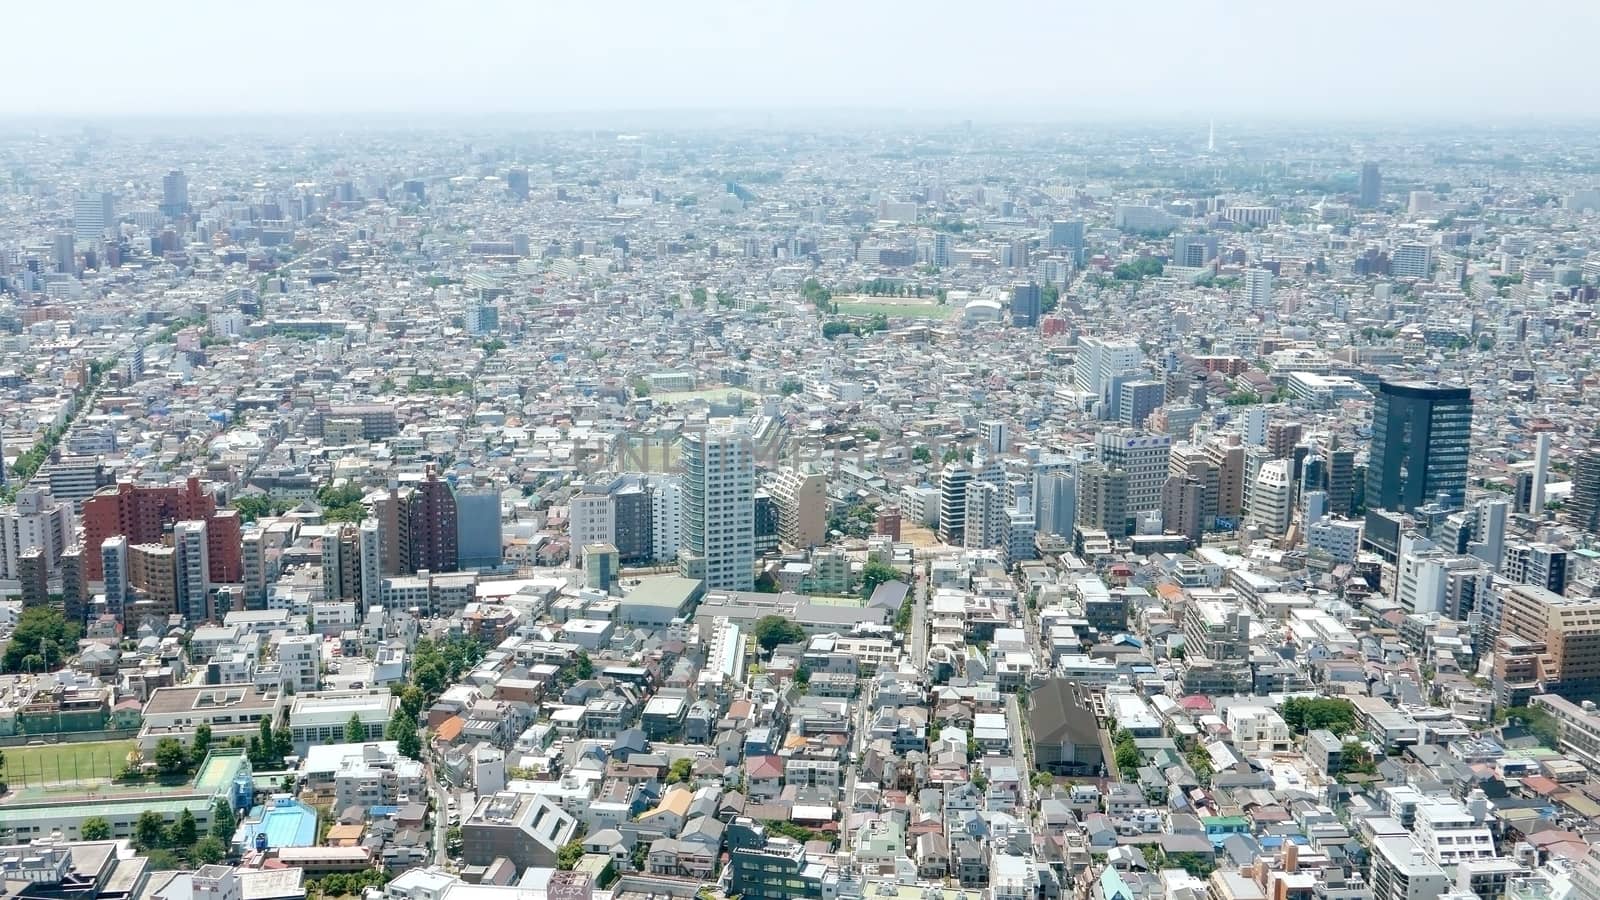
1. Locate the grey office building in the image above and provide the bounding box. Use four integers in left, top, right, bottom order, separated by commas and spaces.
455, 487, 504, 570
1366, 381, 1472, 513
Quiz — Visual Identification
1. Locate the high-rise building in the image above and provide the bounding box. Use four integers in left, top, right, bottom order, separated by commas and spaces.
1167, 445, 1220, 533
60, 544, 88, 626
1390, 242, 1432, 279
981, 420, 1010, 456
752, 492, 779, 556
611, 478, 653, 566
648, 474, 683, 564
456, 485, 504, 570
408, 469, 459, 574
1074, 336, 1144, 403
1367, 381, 1473, 513
507, 168, 530, 201
1095, 429, 1172, 515
1048, 220, 1086, 265
1503, 542, 1569, 595
127, 542, 179, 624
1, 489, 76, 582
569, 480, 618, 566
1266, 421, 1303, 460
359, 520, 382, 609
770, 467, 827, 549
1201, 434, 1247, 521
74, 191, 115, 242
1569, 449, 1600, 532
1326, 446, 1356, 517
1172, 232, 1219, 267
1160, 476, 1205, 543
1077, 463, 1129, 538
1359, 162, 1381, 209
679, 428, 755, 591
174, 520, 211, 622
1118, 380, 1165, 429
52, 232, 74, 273
1531, 433, 1552, 517
1499, 584, 1600, 695
102, 536, 128, 621
1247, 459, 1293, 536
1010, 282, 1041, 327
1033, 465, 1077, 538
160, 169, 189, 218
938, 461, 973, 544
81, 478, 239, 582
1243, 267, 1273, 308
931, 232, 951, 268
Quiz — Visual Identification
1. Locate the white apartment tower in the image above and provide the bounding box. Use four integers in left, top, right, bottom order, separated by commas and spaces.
102, 535, 128, 620
678, 428, 756, 591
174, 520, 211, 622
0, 489, 75, 580
1244, 267, 1273, 308
568, 483, 617, 566
1248, 459, 1294, 536
649, 474, 684, 564
1074, 336, 1144, 402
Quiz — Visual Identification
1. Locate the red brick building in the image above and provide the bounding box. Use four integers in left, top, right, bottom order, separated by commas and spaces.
82, 478, 242, 583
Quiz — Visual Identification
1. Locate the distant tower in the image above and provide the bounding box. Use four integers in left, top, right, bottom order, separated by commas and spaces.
161, 169, 189, 218
1359, 162, 1381, 209
1208, 120, 1215, 153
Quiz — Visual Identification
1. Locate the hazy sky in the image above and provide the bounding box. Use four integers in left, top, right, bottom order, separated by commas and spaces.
3, 0, 1595, 120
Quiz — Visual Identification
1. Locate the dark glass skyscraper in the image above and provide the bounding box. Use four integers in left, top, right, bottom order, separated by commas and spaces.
1366, 380, 1472, 513
1359, 162, 1381, 209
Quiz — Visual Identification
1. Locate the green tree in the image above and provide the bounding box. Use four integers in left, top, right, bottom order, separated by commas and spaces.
386, 715, 423, 760
81, 816, 112, 840
258, 716, 275, 760
1, 606, 81, 672
192, 722, 213, 764
155, 737, 189, 775
666, 757, 694, 785
1280, 697, 1358, 735
275, 723, 294, 761
859, 562, 904, 598
752, 615, 807, 652
631, 840, 650, 871
1041, 281, 1060, 313
211, 799, 237, 841
169, 809, 198, 847
231, 495, 273, 524
134, 811, 166, 849
575, 651, 594, 680
345, 713, 365, 744
194, 835, 227, 864
911, 446, 933, 463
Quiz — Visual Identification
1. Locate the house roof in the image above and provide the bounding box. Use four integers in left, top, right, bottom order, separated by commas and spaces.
1029, 678, 1100, 744
435, 715, 464, 742
644, 785, 693, 819
747, 754, 784, 780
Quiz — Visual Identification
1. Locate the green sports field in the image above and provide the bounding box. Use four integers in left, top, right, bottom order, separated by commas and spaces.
0, 739, 135, 787
832, 297, 954, 319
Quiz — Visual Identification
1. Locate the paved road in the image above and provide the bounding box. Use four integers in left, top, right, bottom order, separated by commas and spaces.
909, 571, 930, 667
427, 760, 451, 865
1005, 693, 1032, 808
